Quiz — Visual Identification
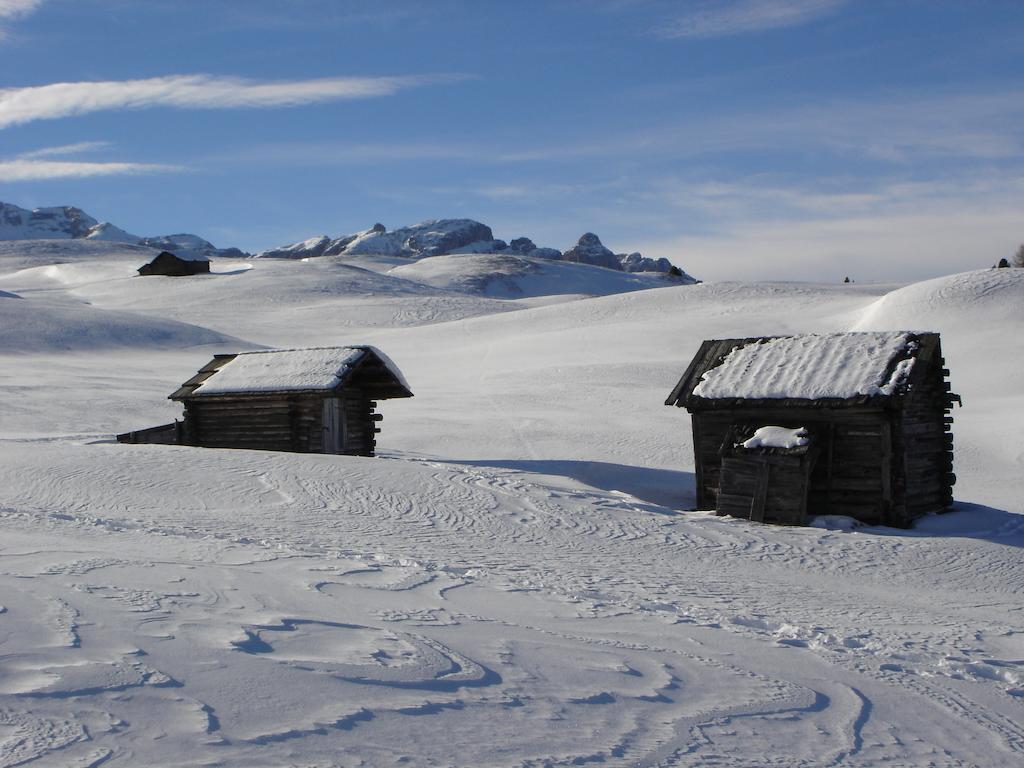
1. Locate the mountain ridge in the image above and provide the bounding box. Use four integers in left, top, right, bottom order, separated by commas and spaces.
0, 200, 694, 278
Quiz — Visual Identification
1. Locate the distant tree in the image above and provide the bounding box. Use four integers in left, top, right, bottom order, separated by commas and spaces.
843, 276, 850, 283
668, 265, 683, 277
996, 258, 1010, 269
1013, 244, 1024, 268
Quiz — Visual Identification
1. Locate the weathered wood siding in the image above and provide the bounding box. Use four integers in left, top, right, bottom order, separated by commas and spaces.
116, 421, 182, 445
183, 395, 324, 453
898, 351, 956, 520
718, 452, 815, 525
694, 407, 895, 524
181, 393, 385, 456
340, 390, 380, 457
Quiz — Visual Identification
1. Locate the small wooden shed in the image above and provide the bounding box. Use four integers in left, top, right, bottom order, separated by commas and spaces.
138, 250, 210, 277
665, 332, 959, 527
118, 346, 412, 455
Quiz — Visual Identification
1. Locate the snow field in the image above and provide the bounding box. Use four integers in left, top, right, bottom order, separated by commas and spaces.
0, 243, 1022, 766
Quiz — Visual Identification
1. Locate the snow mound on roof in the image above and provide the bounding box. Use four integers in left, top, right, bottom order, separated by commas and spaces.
693, 332, 914, 400
388, 252, 681, 299
741, 426, 810, 449
0, 294, 239, 353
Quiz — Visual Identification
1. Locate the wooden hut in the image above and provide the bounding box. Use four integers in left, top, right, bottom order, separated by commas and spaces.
665, 332, 959, 527
138, 250, 210, 277
118, 346, 412, 455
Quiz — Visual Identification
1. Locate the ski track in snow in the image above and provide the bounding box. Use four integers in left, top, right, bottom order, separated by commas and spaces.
0, 249, 1022, 766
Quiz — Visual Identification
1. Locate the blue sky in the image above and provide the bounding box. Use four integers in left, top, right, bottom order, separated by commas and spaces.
1, 0, 1022, 281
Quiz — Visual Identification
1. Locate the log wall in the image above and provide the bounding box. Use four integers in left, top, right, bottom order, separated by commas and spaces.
184, 395, 323, 453
182, 392, 383, 456
340, 389, 379, 457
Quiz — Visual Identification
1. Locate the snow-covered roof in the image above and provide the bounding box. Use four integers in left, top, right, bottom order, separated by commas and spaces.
149, 249, 210, 263
674, 332, 924, 403
184, 345, 411, 398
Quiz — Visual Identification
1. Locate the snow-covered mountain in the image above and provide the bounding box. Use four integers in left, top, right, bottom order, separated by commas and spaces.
0, 201, 246, 259
258, 220, 498, 261
388, 252, 697, 298
258, 219, 691, 276
138, 233, 247, 260
85, 221, 142, 242
2, 200, 693, 278
1, 201, 105, 240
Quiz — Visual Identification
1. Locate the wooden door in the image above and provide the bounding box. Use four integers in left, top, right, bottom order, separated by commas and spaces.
322, 398, 345, 454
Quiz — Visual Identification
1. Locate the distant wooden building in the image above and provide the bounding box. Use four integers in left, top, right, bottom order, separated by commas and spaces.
138, 250, 210, 277
118, 346, 413, 455
665, 332, 959, 527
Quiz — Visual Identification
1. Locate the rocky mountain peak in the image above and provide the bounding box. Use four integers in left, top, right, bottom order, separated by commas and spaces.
562, 232, 620, 271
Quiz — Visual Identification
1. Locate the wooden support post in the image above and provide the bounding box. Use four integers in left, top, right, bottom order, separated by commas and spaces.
750, 463, 769, 523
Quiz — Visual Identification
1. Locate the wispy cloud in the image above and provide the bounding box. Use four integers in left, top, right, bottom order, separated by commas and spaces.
0, 0, 42, 16
0, 158, 183, 181
0, 142, 183, 181
327, 86, 1024, 167
507, 86, 1024, 164
0, 0, 42, 40
655, 0, 846, 39
0, 72, 469, 129
15, 140, 111, 159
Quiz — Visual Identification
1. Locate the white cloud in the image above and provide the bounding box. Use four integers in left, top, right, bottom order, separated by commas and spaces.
0, 73, 468, 129
0, 0, 41, 40
628, 171, 1024, 282
505, 86, 1024, 165
1, 141, 184, 181
15, 141, 111, 159
652, 206, 1024, 283
0, 0, 42, 18
0, 158, 184, 181
657, 0, 846, 39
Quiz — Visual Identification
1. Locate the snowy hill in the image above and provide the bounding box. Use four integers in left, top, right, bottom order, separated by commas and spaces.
138, 233, 248, 260
0, 237, 1022, 766
388, 251, 694, 298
